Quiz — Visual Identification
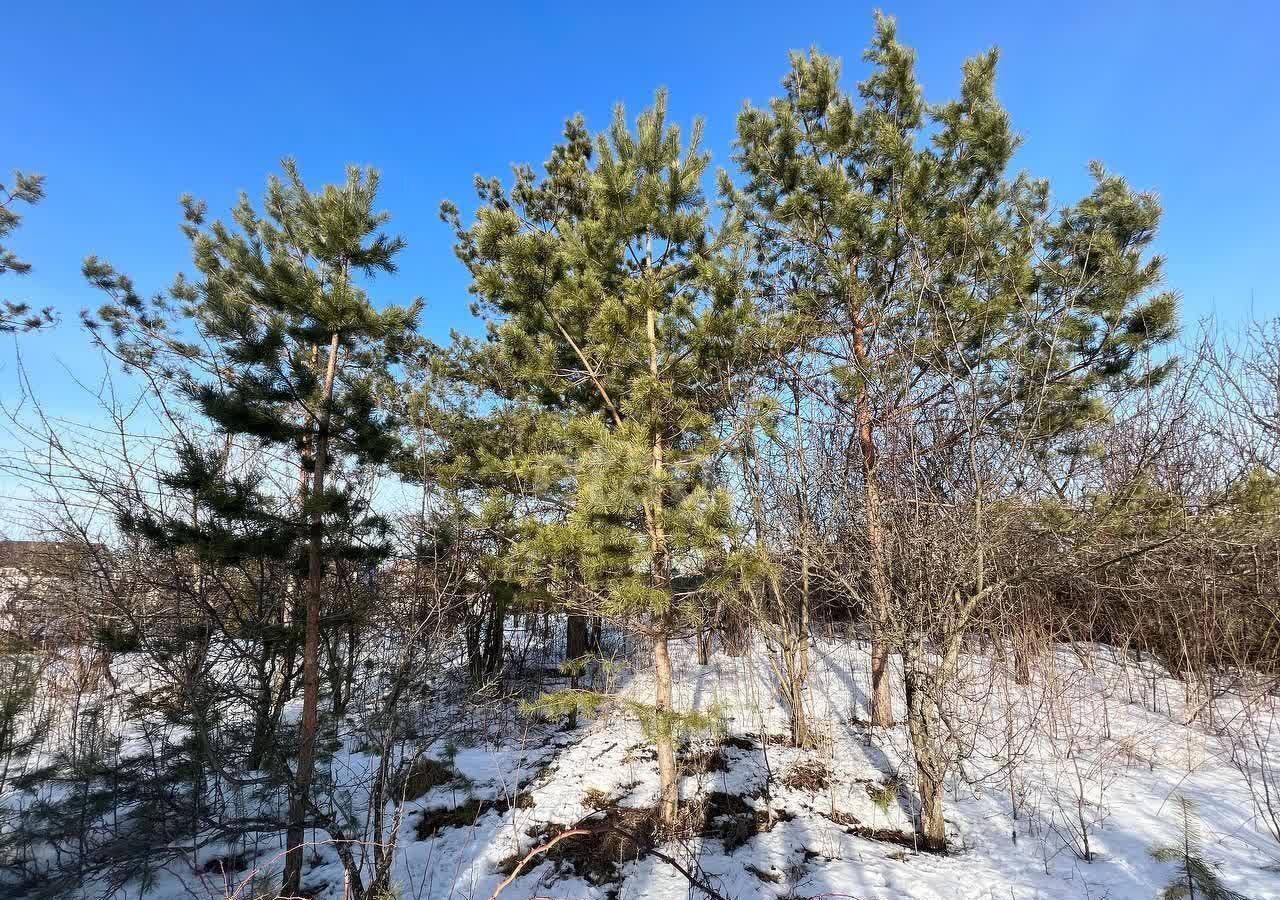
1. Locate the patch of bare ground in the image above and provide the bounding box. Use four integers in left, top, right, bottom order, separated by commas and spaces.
820, 810, 946, 854
498, 789, 796, 894
745, 862, 781, 883
719, 734, 757, 751
498, 806, 659, 893
416, 791, 535, 839
679, 745, 729, 774
695, 790, 794, 853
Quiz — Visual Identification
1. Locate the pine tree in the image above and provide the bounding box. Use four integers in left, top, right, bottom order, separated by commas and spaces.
731, 14, 1177, 847
1, 170, 54, 333
443, 94, 749, 826
1151, 796, 1249, 900
84, 160, 420, 894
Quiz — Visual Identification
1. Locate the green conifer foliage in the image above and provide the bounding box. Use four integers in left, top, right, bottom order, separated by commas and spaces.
730, 13, 1178, 845
84, 160, 420, 894
0, 170, 55, 333
1151, 796, 1249, 900
733, 15, 1177, 485
444, 93, 750, 825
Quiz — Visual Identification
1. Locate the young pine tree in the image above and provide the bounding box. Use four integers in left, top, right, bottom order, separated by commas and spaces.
443, 94, 749, 826
1151, 796, 1249, 900
85, 160, 420, 894
731, 15, 1176, 848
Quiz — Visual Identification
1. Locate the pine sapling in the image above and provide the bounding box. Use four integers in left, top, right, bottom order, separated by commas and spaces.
1150, 795, 1249, 900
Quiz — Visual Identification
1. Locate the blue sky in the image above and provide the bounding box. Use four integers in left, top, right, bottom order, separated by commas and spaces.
5, 0, 1279, 422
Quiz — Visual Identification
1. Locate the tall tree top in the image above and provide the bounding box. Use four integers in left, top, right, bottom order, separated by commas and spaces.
443, 91, 746, 436
85, 161, 421, 480
731, 14, 1178, 452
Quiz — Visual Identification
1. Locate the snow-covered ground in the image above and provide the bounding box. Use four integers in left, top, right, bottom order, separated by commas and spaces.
4, 635, 1280, 899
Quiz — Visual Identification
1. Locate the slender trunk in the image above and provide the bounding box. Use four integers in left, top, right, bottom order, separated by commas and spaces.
273, 403, 312, 732
862, 451, 894, 727
852, 316, 894, 727
468, 581, 509, 684
341, 619, 357, 714
792, 382, 812, 743
247, 561, 279, 771
696, 627, 711, 666
697, 594, 718, 666
247, 639, 277, 770
721, 602, 751, 657
785, 650, 810, 747
1014, 598, 1034, 685
645, 300, 680, 827
324, 620, 357, 720
465, 620, 483, 683
283, 331, 340, 897
653, 629, 679, 824
258, 640, 299, 770
1014, 643, 1032, 685
365, 645, 416, 900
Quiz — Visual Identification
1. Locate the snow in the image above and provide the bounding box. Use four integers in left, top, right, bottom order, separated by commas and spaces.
4, 635, 1280, 899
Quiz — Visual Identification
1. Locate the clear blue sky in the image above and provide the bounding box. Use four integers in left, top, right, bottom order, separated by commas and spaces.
5, 0, 1279, 421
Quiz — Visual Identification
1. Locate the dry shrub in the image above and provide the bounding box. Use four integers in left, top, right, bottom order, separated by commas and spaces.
582, 787, 615, 810
864, 772, 902, 811
783, 760, 831, 792
402, 758, 456, 799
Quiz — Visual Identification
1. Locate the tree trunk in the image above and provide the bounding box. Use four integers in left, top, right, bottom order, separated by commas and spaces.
341, 618, 358, 715
721, 600, 752, 657
247, 639, 279, 771
904, 665, 947, 851
696, 627, 712, 666
870, 639, 893, 725
566, 612, 588, 662
645, 300, 680, 828
564, 611, 589, 729
323, 626, 348, 720
283, 331, 340, 897
917, 767, 946, 852
852, 316, 894, 728
791, 380, 813, 740
255, 638, 298, 772
468, 581, 510, 684
653, 629, 679, 825
485, 582, 510, 672
784, 650, 810, 748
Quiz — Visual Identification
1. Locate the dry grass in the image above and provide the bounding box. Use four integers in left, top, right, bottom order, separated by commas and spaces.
782, 759, 831, 792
